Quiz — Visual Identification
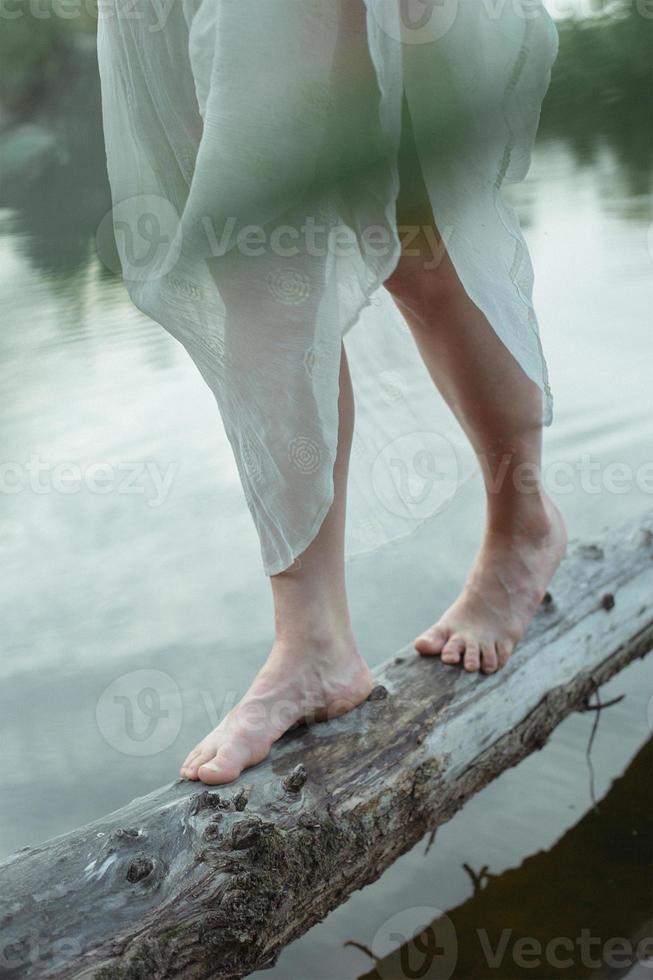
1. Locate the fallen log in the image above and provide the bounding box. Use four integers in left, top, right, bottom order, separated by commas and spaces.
1, 512, 652, 980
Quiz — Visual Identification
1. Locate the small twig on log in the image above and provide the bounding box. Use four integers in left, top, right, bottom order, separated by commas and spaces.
578, 694, 625, 712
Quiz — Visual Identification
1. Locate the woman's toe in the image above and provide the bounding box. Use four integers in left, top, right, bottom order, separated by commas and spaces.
180, 747, 202, 779
185, 745, 217, 779
198, 745, 242, 785
462, 640, 481, 672
481, 643, 499, 674
181, 746, 200, 769
496, 641, 513, 667
441, 633, 465, 665
415, 626, 449, 656
197, 761, 235, 785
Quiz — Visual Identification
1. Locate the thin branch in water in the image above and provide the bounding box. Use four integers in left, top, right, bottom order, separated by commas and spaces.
462, 862, 493, 895
424, 828, 437, 855
580, 683, 625, 811
343, 940, 378, 965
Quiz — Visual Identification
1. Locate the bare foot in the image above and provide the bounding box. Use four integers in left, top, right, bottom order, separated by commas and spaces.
180, 635, 373, 784
415, 496, 567, 674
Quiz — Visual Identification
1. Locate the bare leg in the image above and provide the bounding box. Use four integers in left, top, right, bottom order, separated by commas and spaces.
181, 347, 373, 784
384, 100, 567, 675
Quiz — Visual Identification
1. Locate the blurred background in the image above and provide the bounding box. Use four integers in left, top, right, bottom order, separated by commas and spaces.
1, 1, 652, 977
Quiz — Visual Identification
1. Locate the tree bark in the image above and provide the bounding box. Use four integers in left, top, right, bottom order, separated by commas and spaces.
1, 513, 652, 980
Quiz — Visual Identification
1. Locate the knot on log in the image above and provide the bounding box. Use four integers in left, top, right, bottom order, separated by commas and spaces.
220, 888, 247, 910
601, 592, 616, 611
190, 790, 223, 815
232, 789, 249, 811
367, 684, 388, 702
410, 759, 445, 804
638, 528, 653, 547
283, 764, 308, 792
191, 789, 248, 815
126, 856, 154, 883
203, 822, 222, 843
298, 813, 321, 830
579, 543, 604, 560
230, 818, 273, 850
112, 827, 143, 844
232, 871, 254, 890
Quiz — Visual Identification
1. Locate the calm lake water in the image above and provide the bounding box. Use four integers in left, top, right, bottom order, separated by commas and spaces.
1, 12, 652, 979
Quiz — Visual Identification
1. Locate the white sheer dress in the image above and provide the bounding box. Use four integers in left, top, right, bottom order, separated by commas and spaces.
97, 0, 559, 574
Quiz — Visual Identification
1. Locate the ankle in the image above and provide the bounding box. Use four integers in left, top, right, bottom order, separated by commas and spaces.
486, 487, 555, 542
273, 618, 357, 657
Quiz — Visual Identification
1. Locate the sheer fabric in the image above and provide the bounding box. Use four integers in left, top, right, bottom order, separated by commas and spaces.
97, 0, 559, 574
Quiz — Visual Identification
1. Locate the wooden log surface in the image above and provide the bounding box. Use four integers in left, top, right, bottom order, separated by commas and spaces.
1, 512, 652, 980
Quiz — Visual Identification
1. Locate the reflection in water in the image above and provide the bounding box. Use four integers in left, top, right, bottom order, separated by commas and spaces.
542, 13, 653, 191
0, 8, 651, 280
356, 737, 653, 980
0, 19, 111, 278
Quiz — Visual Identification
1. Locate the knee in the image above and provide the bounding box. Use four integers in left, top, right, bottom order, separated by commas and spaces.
383, 249, 462, 319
